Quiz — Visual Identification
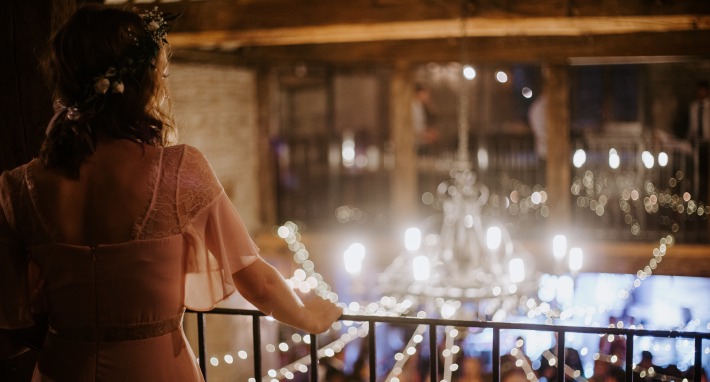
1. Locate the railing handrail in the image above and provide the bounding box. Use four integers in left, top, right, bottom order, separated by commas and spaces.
188, 308, 709, 382
195, 307, 710, 339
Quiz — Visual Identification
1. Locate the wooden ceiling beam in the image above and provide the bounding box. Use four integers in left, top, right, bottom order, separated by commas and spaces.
168, 15, 710, 49
151, 0, 710, 31
173, 30, 710, 65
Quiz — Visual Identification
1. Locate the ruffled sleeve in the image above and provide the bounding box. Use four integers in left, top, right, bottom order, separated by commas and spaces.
177, 146, 260, 311
0, 171, 35, 329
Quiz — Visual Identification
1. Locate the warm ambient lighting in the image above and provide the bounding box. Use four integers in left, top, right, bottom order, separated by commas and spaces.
496, 71, 508, 83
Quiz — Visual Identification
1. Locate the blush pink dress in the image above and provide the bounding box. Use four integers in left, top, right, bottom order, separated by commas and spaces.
0, 144, 259, 381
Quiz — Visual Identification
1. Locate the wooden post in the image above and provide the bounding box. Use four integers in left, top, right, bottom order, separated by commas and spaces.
0, 0, 74, 173
390, 61, 418, 228
545, 64, 571, 232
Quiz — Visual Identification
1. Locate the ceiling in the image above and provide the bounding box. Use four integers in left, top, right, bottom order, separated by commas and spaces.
119, 0, 710, 64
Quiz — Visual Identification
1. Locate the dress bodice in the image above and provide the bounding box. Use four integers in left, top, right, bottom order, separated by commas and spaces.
0, 143, 260, 381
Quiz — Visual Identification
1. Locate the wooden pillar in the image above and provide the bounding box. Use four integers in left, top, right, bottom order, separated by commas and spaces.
256, 66, 278, 228
545, 64, 571, 231
390, 61, 418, 228
0, 0, 74, 172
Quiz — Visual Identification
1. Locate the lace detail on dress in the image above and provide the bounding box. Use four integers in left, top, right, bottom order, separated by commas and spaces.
131, 147, 163, 239
136, 145, 222, 240
136, 146, 182, 240
0, 164, 54, 245
176, 145, 224, 232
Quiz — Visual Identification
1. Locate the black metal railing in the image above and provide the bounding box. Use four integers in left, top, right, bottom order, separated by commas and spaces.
189, 308, 710, 382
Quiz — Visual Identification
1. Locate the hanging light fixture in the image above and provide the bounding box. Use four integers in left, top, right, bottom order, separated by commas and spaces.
377, 0, 539, 321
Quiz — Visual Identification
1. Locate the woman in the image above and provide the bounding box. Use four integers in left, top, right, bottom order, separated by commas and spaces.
0, 5, 341, 381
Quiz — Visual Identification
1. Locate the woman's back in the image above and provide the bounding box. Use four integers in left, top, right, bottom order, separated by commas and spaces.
31, 139, 162, 246
1, 143, 262, 381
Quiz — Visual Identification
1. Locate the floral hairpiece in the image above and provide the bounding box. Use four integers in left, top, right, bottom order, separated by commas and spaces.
47, 7, 178, 135
90, 7, 177, 99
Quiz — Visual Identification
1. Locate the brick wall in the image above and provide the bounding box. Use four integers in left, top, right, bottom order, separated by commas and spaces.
168, 62, 261, 233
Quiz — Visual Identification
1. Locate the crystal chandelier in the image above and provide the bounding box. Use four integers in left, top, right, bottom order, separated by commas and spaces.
377, 1, 539, 321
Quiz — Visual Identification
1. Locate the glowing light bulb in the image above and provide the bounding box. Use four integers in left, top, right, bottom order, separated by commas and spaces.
509, 258, 525, 283
573, 149, 586, 168
477, 148, 489, 170
552, 234, 567, 260
642, 151, 654, 169
658, 152, 668, 167
522, 87, 533, 98
496, 71, 508, 83
342, 138, 355, 167
486, 226, 502, 250
463, 65, 476, 80
344, 242, 366, 274
404, 227, 422, 251
412, 255, 430, 281
609, 148, 620, 169
569, 247, 583, 272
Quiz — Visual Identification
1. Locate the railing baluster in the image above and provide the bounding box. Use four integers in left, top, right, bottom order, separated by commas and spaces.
557, 330, 565, 382
492, 328, 500, 382
187, 309, 710, 382
252, 315, 262, 382
197, 312, 207, 381
310, 334, 318, 382
369, 321, 377, 382
626, 333, 634, 382
429, 324, 438, 382
694, 336, 702, 382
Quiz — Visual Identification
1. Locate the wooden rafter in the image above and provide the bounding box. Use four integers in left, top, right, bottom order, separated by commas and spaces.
169, 15, 710, 49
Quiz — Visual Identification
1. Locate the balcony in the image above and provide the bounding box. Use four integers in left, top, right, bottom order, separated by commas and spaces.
187, 309, 710, 382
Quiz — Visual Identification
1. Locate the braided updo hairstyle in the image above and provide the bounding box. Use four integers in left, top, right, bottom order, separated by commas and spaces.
40, 5, 176, 178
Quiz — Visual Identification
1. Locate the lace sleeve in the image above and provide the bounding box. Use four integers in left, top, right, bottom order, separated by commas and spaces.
0, 172, 35, 329
176, 145, 224, 230
177, 146, 260, 311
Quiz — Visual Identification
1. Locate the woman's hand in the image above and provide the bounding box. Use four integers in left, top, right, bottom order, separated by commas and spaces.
301, 297, 343, 334
233, 258, 342, 333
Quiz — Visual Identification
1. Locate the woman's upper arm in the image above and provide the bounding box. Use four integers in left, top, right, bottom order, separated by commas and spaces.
231, 257, 276, 302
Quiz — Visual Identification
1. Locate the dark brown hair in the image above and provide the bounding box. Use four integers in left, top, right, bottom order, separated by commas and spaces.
40, 5, 176, 178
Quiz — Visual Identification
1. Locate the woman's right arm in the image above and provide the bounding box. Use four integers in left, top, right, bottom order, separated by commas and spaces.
232, 258, 342, 334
